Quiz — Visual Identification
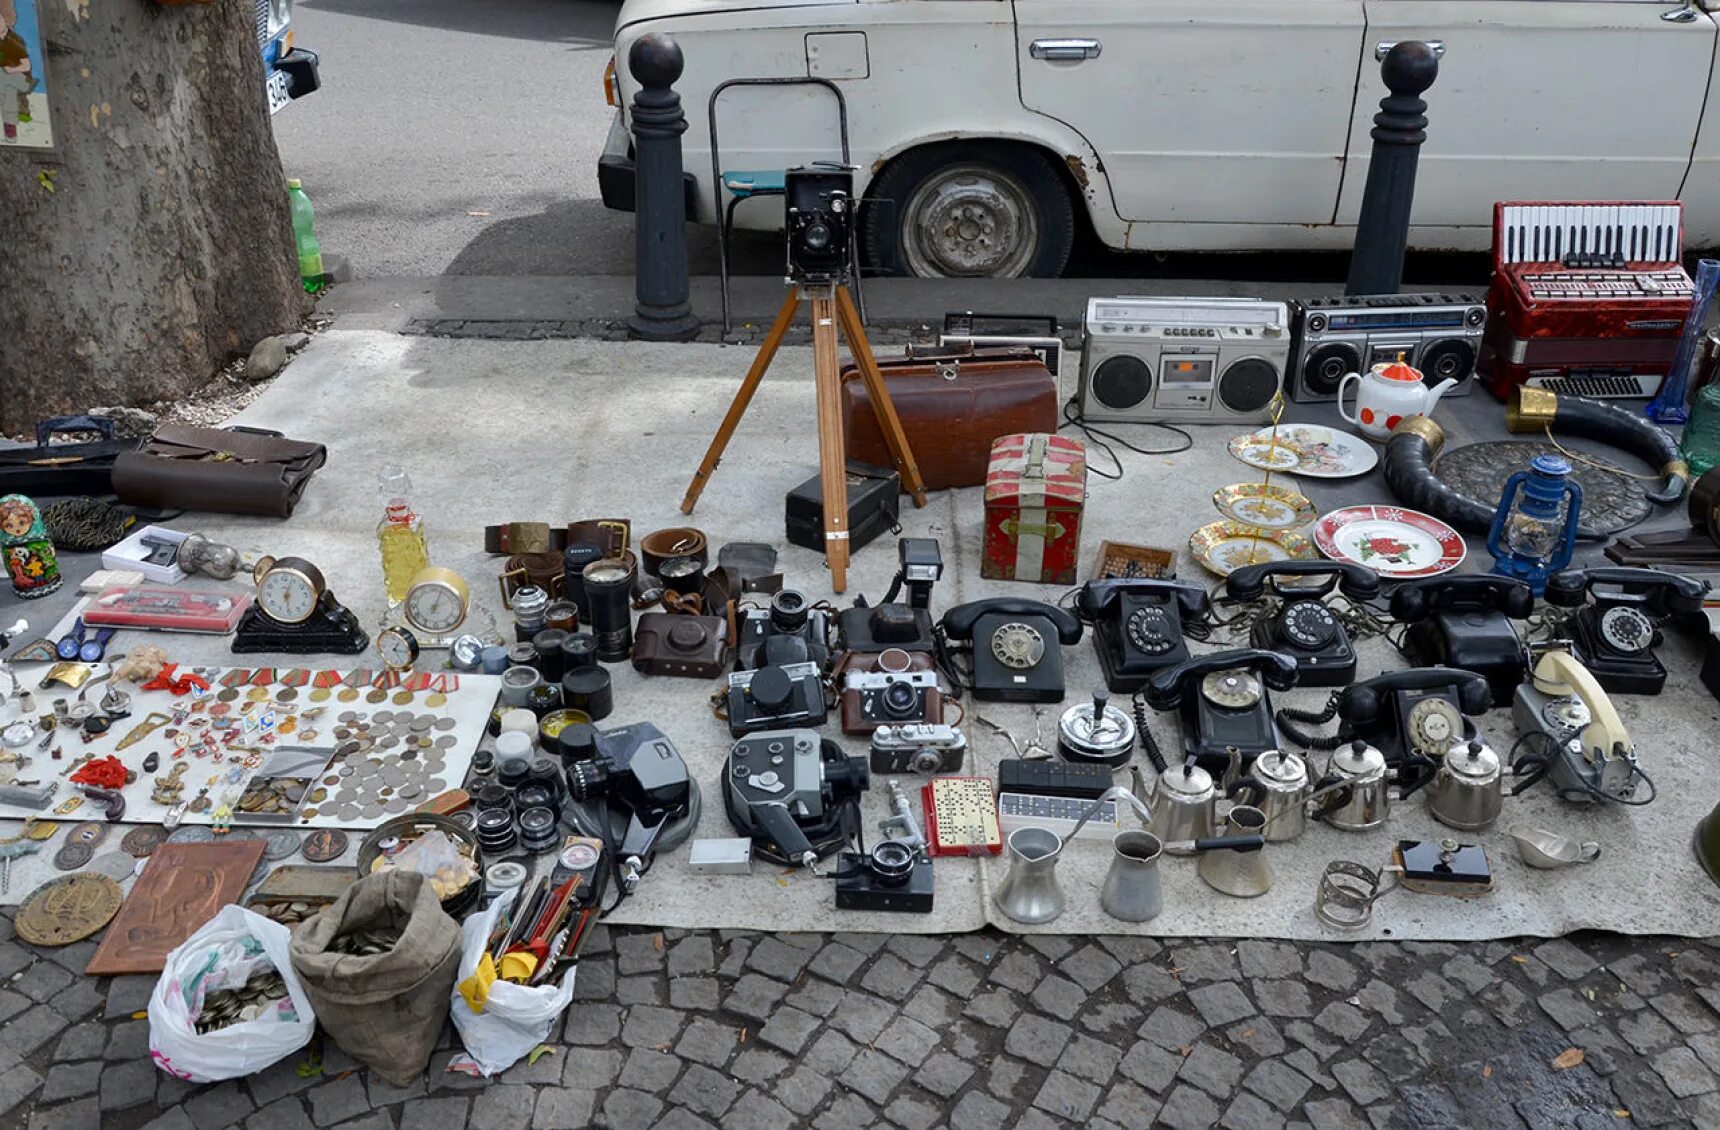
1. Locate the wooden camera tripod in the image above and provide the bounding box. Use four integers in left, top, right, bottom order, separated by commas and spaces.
680, 283, 927, 592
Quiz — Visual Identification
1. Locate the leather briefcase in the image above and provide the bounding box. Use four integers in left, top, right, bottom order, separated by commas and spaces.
840, 346, 1059, 491
112, 424, 328, 518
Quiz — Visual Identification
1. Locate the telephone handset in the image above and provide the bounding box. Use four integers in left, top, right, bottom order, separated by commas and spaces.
1336, 667, 1491, 765
1076, 578, 1211, 693
1510, 650, 1646, 804
939, 598, 1083, 704
1145, 648, 1299, 773
1225, 562, 1379, 687
1544, 567, 1708, 695
1392, 575, 1534, 708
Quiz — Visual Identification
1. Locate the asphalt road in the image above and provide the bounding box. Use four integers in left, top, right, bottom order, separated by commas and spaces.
271, 0, 1484, 285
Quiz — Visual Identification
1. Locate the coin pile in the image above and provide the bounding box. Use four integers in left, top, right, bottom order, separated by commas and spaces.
195, 969, 289, 1035
313, 711, 461, 824
327, 926, 401, 956
249, 899, 324, 927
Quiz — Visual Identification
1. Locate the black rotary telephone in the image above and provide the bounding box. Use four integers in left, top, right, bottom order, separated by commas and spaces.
1544, 567, 1707, 695
1391, 575, 1533, 707
1144, 648, 1299, 773
1075, 578, 1211, 693
1335, 667, 1491, 765
1224, 561, 1379, 687
939, 598, 1083, 703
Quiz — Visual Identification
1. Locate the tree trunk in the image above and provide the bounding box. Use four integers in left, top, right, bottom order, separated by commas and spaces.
0, 0, 304, 432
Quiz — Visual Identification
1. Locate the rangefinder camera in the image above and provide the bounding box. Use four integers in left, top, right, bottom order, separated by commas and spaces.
841, 670, 943, 734
869, 723, 967, 774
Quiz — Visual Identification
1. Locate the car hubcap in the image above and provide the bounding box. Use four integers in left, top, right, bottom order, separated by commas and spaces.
902, 165, 1038, 278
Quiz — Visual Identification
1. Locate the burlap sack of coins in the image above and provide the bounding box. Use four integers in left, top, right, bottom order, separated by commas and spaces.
288, 870, 462, 1085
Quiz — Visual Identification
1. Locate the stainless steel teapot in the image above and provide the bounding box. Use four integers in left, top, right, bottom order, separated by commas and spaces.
1226, 749, 1311, 842
1314, 739, 1436, 831
1425, 739, 1504, 831
1146, 761, 1217, 854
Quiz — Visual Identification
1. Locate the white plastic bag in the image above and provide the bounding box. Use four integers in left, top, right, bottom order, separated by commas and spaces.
448, 888, 578, 1076
147, 904, 318, 1083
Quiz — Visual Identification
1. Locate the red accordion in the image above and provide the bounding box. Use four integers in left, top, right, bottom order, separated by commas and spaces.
1479, 201, 1695, 401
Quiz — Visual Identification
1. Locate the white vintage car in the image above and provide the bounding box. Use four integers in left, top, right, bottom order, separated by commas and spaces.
598, 0, 1720, 277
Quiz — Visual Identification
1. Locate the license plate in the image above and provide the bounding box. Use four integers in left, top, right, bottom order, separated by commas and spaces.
266, 70, 291, 115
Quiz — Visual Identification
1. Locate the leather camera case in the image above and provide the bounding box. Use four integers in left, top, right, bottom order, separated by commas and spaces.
838, 656, 942, 734
840, 346, 1058, 490
631, 612, 728, 678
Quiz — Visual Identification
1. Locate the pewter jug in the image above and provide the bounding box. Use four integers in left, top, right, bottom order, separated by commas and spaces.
993, 826, 1066, 924
1194, 805, 1272, 897
1426, 739, 1503, 831
1148, 762, 1216, 855
1226, 749, 1311, 842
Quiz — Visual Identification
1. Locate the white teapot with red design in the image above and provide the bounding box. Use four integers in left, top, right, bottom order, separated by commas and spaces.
1336, 356, 1456, 441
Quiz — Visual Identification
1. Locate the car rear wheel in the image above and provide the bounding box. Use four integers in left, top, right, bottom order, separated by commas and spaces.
862, 143, 1076, 278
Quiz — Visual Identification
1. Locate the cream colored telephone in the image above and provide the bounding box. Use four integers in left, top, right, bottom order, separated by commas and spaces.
1512, 650, 1645, 803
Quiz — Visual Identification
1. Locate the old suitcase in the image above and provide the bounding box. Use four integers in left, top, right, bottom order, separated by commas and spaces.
840, 346, 1058, 491
785, 460, 902, 555
982, 433, 1087, 585
0, 415, 140, 497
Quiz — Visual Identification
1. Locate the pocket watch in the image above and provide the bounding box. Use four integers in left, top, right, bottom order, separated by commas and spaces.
377, 626, 421, 674
402, 566, 472, 636
252, 556, 328, 625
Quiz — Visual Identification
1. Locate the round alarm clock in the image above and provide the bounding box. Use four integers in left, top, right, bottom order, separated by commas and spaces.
377, 626, 421, 673
402, 566, 472, 636
251, 556, 327, 625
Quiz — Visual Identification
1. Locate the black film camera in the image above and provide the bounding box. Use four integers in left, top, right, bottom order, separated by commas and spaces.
722, 729, 869, 865
838, 538, 944, 654
564, 722, 694, 891
736, 589, 832, 672
784, 164, 856, 284
725, 662, 829, 736
835, 839, 934, 913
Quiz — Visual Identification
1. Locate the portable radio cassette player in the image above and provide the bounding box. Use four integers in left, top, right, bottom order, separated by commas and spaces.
1289, 294, 1486, 402
1078, 297, 1291, 425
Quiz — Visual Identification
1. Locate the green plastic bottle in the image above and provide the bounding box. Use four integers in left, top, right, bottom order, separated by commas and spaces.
287, 178, 324, 293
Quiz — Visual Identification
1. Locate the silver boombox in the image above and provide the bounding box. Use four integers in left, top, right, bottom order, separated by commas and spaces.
1078, 297, 1291, 425
1289, 293, 1486, 402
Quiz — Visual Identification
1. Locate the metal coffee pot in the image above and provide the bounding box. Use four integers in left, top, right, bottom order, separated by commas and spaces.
1147, 761, 1217, 855
1226, 749, 1311, 842
1426, 739, 1504, 831
1314, 739, 1436, 832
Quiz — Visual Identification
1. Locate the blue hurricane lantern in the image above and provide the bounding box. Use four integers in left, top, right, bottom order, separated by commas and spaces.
1486, 454, 1582, 596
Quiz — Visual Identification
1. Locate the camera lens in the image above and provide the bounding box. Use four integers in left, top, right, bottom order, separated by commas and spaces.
883, 680, 919, 718
824, 754, 870, 803
770, 589, 809, 633
748, 665, 793, 712
909, 749, 945, 774
583, 559, 635, 662
567, 757, 611, 802
803, 221, 831, 251
869, 840, 916, 887
563, 544, 603, 622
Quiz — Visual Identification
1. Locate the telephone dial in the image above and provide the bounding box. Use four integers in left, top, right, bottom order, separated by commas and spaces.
1224, 561, 1379, 687
1075, 579, 1211, 693
939, 599, 1083, 703
1144, 648, 1299, 773
1391, 575, 1533, 708
1544, 567, 1707, 695
1335, 667, 1491, 766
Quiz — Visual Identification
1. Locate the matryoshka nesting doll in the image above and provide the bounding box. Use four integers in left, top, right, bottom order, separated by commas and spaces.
0, 495, 62, 600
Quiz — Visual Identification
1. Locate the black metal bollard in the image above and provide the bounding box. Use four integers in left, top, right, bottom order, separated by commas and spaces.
1345, 41, 1440, 297
628, 34, 700, 342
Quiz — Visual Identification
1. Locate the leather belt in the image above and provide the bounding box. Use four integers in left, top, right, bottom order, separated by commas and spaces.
484, 523, 567, 555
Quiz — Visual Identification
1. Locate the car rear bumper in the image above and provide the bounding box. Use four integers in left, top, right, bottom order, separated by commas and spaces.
598, 110, 702, 217
278, 47, 320, 100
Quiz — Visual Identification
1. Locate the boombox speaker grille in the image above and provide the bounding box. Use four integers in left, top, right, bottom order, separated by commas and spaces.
1303, 342, 1360, 397
1218, 357, 1280, 413
1421, 338, 1477, 384
1091, 355, 1153, 410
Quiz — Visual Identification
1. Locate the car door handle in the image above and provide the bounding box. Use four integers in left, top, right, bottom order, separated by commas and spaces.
1030, 39, 1102, 62
1375, 39, 1446, 61
1662, 1, 1700, 22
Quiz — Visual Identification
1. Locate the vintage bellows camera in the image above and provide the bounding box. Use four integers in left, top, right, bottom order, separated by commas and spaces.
736, 589, 832, 672
784, 164, 856, 284
722, 729, 869, 865
840, 670, 943, 734
725, 662, 828, 737
835, 839, 934, 913
869, 723, 967, 774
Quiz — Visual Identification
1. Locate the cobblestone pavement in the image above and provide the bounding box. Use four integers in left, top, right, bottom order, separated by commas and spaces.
4, 912, 1719, 1130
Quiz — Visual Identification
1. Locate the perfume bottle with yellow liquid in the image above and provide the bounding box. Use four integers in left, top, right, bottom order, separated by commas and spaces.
377, 465, 430, 605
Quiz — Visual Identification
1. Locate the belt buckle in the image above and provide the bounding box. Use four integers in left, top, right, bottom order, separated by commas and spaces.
507, 522, 553, 554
